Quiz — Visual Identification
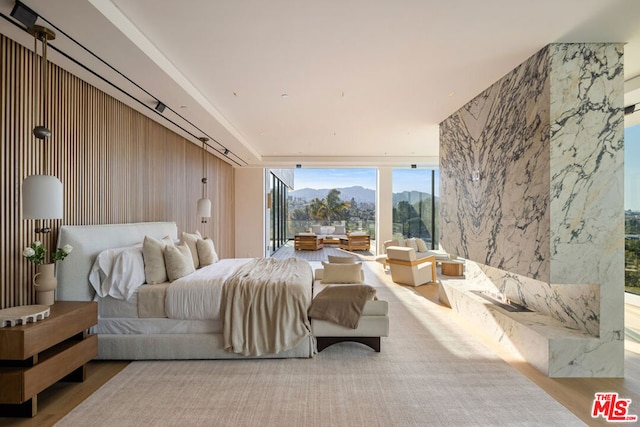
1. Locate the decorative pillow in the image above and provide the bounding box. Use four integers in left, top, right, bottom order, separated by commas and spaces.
416, 238, 429, 253
181, 231, 202, 269
164, 243, 195, 282
196, 238, 219, 266
405, 238, 418, 252
321, 261, 363, 284
143, 235, 174, 284
311, 225, 322, 234
333, 225, 346, 235
327, 255, 357, 264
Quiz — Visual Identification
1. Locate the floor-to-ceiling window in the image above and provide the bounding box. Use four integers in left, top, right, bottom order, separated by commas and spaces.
288, 168, 377, 239
625, 124, 640, 294
270, 173, 289, 254
391, 168, 439, 249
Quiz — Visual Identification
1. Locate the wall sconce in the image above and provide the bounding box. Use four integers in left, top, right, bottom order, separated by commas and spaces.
471, 169, 481, 182
22, 25, 63, 233
196, 137, 212, 223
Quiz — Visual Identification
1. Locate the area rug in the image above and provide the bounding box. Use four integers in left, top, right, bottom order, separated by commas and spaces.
56, 262, 584, 426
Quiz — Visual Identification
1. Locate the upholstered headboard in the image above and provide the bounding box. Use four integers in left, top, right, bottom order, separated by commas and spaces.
56, 222, 178, 301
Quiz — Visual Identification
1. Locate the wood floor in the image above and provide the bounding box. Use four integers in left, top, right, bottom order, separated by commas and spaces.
414, 284, 640, 427
2, 288, 640, 426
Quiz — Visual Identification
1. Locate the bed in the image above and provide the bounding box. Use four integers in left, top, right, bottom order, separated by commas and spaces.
56, 222, 316, 360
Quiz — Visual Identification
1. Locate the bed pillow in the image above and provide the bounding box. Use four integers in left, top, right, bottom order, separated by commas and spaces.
321, 261, 363, 284
181, 231, 202, 269
143, 235, 174, 284
164, 243, 196, 282
196, 238, 219, 266
327, 255, 357, 264
104, 247, 146, 300
89, 243, 143, 298
416, 238, 429, 253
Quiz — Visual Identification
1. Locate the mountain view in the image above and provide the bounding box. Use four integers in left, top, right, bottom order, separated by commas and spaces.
290, 186, 436, 206
290, 186, 374, 204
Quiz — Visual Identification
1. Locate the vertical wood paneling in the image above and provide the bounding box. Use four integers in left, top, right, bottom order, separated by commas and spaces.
0, 33, 234, 309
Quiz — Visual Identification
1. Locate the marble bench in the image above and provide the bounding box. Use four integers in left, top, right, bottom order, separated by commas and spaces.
438, 280, 596, 377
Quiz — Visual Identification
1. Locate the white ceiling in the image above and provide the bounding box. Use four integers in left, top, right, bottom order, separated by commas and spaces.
2, 0, 640, 167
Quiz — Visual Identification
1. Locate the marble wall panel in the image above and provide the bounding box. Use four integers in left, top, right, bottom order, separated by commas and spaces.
548, 43, 624, 285
440, 47, 551, 281
439, 43, 624, 376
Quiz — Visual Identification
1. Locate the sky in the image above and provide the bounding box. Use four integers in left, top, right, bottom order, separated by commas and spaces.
293, 168, 439, 194
626, 124, 640, 210
294, 168, 376, 190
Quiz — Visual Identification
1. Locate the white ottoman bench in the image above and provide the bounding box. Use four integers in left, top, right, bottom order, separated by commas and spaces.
311, 269, 389, 352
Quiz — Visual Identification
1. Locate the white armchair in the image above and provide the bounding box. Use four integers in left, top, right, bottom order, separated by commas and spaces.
386, 246, 436, 286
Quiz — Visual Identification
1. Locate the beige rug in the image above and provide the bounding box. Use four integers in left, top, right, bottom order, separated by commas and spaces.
56, 262, 584, 426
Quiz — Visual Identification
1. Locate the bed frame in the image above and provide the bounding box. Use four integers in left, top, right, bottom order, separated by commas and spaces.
56, 222, 315, 359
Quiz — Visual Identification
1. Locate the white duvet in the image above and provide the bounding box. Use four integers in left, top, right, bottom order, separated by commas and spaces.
165, 258, 251, 320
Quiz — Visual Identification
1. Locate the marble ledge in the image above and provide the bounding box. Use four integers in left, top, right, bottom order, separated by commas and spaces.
438, 279, 602, 377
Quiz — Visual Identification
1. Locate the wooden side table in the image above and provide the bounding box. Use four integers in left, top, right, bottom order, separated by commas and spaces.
441, 259, 465, 276
0, 301, 98, 417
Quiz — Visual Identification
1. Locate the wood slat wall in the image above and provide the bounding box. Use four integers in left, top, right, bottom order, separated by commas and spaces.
0, 34, 235, 309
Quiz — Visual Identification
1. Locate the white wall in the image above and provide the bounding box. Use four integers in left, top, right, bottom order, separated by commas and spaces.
234, 167, 266, 258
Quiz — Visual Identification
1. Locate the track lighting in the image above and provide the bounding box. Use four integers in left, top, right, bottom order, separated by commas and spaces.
155, 101, 166, 113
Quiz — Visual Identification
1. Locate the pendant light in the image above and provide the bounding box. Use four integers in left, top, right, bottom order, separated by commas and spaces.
22, 25, 63, 233
197, 137, 212, 223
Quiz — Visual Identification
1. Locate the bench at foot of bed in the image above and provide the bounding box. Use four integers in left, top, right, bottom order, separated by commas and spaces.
311, 299, 389, 352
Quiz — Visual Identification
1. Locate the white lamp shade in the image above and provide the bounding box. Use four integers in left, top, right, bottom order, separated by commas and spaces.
23, 174, 64, 219
197, 198, 211, 218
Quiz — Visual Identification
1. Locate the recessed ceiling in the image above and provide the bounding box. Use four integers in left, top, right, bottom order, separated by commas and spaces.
2, 0, 640, 167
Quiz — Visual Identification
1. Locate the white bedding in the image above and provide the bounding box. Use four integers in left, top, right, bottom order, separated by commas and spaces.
165, 258, 251, 320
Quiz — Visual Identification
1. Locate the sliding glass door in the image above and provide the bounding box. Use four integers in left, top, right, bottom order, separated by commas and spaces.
269, 173, 289, 254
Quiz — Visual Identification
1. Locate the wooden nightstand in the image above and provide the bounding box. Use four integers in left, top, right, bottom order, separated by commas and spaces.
0, 301, 98, 417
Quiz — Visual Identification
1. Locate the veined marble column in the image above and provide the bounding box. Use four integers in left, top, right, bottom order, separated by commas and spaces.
440, 43, 624, 377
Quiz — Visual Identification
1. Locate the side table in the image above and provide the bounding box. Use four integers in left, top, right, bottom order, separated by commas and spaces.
0, 301, 98, 417
441, 259, 465, 276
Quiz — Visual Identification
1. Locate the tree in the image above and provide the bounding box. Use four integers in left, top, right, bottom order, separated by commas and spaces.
309, 198, 328, 221
325, 189, 350, 222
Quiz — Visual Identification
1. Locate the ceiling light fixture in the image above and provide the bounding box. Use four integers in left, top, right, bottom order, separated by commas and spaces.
625, 104, 637, 115
10, 1, 38, 28
155, 101, 166, 113
23, 24, 63, 234
196, 137, 211, 224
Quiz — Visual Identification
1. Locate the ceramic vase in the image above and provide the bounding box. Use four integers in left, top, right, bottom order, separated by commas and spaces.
34, 263, 57, 305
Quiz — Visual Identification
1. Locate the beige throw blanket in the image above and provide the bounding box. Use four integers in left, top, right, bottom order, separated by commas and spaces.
222, 257, 314, 356
308, 285, 376, 329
